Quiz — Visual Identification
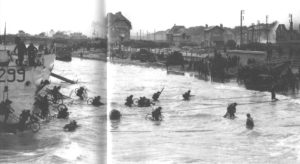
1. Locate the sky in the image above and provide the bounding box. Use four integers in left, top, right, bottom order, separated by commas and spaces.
0, 0, 103, 36
107, 0, 300, 34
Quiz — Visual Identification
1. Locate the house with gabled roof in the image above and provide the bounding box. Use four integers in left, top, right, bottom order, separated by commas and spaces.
107, 12, 132, 45
166, 25, 191, 44
204, 24, 225, 48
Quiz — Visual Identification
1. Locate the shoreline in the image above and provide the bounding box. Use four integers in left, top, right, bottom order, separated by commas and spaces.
107, 57, 300, 96
109, 57, 166, 69
73, 56, 107, 62
71, 53, 299, 97
72, 50, 107, 62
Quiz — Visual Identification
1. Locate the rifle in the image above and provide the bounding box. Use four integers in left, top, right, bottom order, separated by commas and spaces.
159, 87, 164, 95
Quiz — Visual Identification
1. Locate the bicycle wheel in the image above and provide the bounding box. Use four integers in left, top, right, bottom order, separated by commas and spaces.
57, 104, 67, 112
133, 98, 139, 105
87, 98, 93, 104
145, 114, 151, 120
30, 122, 40, 132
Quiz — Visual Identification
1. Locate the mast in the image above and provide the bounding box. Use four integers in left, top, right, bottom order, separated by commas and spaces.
4, 22, 6, 50
266, 15, 269, 44
240, 10, 245, 45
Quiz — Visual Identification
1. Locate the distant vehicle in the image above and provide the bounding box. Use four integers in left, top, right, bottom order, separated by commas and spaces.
54, 44, 72, 62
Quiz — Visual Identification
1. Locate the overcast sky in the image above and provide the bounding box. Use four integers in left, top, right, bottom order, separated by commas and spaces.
0, 0, 101, 36
107, 0, 300, 33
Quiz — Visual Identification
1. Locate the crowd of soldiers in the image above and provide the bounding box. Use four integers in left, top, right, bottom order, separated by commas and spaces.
0, 83, 105, 133
111, 88, 259, 130
13, 37, 53, 66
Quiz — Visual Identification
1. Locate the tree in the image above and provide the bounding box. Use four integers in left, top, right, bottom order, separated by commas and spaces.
18, 30, 25, 34
48, 29, 55, 37
38, 32, 46, 37
53, 31, 69, 38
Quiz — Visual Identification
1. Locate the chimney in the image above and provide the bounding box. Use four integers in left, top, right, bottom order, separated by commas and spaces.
289, 14, 293, 31
220, 24, 223, 28
205, 24, 208, 28
290, 21, 293, 31
116, 11, 122, 16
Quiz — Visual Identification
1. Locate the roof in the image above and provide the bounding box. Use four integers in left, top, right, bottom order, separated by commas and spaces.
276, 24, 288, 32
168, 25, 186, 34
247, 23, 275, 31
107, 12, 132, 29
204, 26, 224, 32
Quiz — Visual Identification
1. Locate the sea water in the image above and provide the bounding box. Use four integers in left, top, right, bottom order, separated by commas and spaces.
108, 62, 300, 164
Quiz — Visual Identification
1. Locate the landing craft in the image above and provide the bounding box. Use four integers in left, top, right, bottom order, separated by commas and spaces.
0, 48, 55, 128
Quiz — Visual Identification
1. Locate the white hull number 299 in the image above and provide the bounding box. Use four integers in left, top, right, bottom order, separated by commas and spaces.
0, 67, 25, 82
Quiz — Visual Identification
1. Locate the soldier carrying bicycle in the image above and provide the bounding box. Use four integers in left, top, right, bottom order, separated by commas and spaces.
76, 87, 87, 100
51, 86, 62, 103
57, 106, 69, 119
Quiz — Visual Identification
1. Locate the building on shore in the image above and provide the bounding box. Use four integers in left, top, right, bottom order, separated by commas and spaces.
70, 32, 88, 40
232, 26, 249, 45
276, 24, 300, 43
246, 22, 277, 44
203, 24, 225, 48
273, 20, 300, 66
146, 31, 167, 41
166, 25, 191, 45
107, 12, 132, 46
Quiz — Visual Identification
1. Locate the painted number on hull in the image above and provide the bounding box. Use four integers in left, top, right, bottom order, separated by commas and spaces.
0, 68, 25, 82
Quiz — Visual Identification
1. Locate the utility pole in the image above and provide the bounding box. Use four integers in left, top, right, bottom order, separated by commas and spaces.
266, 15, 269, 44
147, 31, 149, 40
154, 29, 156, 41
289, 14, 293, 31
240, 10, 245, 45
257, 20, 260, 43
251, 23, 254, 43
140, 29, 141, 40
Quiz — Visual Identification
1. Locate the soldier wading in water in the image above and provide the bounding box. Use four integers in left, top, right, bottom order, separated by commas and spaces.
246, 113, 254, 130
223, 102, 237, 119
152, 88, 164, 101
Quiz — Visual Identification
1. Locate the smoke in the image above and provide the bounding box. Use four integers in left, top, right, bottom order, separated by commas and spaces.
268, 21, 279, 43
90, 0, 106, 38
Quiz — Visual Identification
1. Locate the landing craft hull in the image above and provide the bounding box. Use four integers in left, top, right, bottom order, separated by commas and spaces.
0, 50, 55, 124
